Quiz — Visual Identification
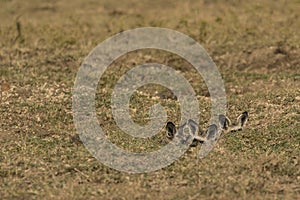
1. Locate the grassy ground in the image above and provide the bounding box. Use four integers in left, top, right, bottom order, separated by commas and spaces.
1, 0, 300, 199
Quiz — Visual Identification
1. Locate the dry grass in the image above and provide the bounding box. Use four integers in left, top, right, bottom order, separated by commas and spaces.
0, 0, 300, 199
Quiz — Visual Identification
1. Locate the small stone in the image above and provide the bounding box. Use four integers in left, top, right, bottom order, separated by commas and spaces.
1, 82, 10, 91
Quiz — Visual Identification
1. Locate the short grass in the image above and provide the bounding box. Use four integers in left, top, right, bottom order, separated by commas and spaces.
0, 0, 299, 199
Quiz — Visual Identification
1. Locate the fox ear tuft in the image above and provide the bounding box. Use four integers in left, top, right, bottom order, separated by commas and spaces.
206, 124, 218, 140
237, 111, 248, 128
225, 116, 231, 129
230, 111, 249, 132
219, 114, 231, 130
187, 119, 199, 137
166, 122, 176, 139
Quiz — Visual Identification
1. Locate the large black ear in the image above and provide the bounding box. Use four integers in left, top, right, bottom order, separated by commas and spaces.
237, 111, 248, 127
206, 124, 218, 140
187, 119, 199, 137
219, 114, 231, 130
166, 122, 176, 139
